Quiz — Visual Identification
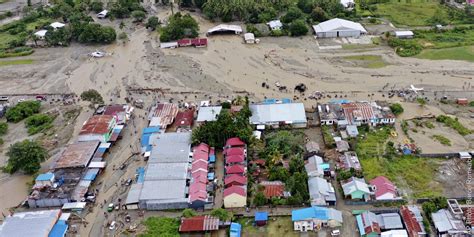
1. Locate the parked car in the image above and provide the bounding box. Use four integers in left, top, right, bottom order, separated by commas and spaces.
331, 230, 340, 236
35, 95, 46, 101
0, 96, 9, 101
107, 203, 114, 212
109, 221, 116, 230
125, 178, 133, 186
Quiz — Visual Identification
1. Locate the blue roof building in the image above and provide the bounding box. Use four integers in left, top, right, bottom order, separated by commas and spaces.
291, 206, 343, 230
255, 212, 268, 226
48, 220, 68, 237
208, 154, 216, 163
230, 222, 241, 237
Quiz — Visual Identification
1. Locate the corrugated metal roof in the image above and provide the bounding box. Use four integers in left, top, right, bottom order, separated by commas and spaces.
179, 215, 219, 232
54, 141, 99, 169
377, 213, 403, 230
148, 133, 191, 163
125, 183, 142, 204
313, 18, 367, 33
342, 177, 370, 195
197, 106, 222, 122
249, 103, 307, 125
173, 110, 195, 127
79, 115, 115, 135
36, 172, 54, 181
0, 210, 60, 237
207, 24, 242, 34
149, 103, 179, 129
48, 219, 68, 237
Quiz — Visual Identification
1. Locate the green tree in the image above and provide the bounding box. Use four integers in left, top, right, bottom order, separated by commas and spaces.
210, 208, 232, 220
389, 103, 404, 115
254, 192, 267, 206
146, 16, 161, 30
310, 7, 328, 22
89, 1, 104, 13
78, 24, 116, 43
0, 122, 8, 135
6, 101, 41, 123
159, 13, 199, 42
289, 19, 308, 36
182, 208, 197, 218
5, 140, 47, 174
416, 97, 426, 106
45, 27, 73, 46
281, 7, 304, 24
81, 89, 104, 104
25, 114, 54, 135
131, 10, 146, 22
427, 8, 447, 25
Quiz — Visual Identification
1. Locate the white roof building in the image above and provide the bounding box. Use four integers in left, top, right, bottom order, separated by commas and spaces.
0, 210, 61, 237
249, 103, 307, 128
394, 31, 414, 38
267, 20, 283, 30
197, 106, 222, 123
244, 33, 255, 43
340, 0, 355, 8
313, 18, 367, 38
381, 230, 408, 237
207, 24, 243, 35
50, 22, 65, 29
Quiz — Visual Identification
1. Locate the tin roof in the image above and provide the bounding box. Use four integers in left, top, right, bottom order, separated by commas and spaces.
179, 215, 219, 232
370, 176, 397, 199
54, 141, 100, 169
226, 164, 245, 174
0, 210, 61, 237
173, 110, 194, 127
226, 137, 246, 147
79, 115, 115, 135
255, 212, 268, 221
260, 181, 285, 198
197, 106, 222, 122
249, 103, 307, 125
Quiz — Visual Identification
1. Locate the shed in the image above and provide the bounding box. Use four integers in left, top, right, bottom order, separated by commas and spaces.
160, 42, 178, 49
456, 98, 469, 105
197, 106, 222, 123
34, 30, 48, 39
35, 172, 55, 186
459, 152, 472, 159
346, 125, 359, 137
207, 24, 243, 35
267, 20, 283, 31
312, 18, 367, 38
394, 31, 414, 39
179, 215, 219, 232
48, 220, 68, 237
255, 212, 268, 226
244, 33, 255, 44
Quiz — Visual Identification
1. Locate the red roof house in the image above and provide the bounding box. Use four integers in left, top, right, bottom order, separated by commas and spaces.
225, 174, 247, 187
225, 147, 245, 156
369, 176, 398, 200
191, 38, 207, 47
400, 206, 424, 237
226, 137, 246, 147
260, 181, 285, 199
226, 155, 245, 164
226, 164, 245, 174
179, 215, 219, 232
173, 110, 194, 128
224, 185, 246, 198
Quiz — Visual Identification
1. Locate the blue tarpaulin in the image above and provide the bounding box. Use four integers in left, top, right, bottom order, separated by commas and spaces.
36, 172, 54, 181
281, 98, 291, 104
83, 169, 99, 181
263, 99, 276, 104
48, 220, 68, 237
207, 172, 215, 180
330, 99, 350, 104
143, 127, 160, 134
208, 155, 216, 163
403, 147, 412, 155
136, 167, 145, 183
141, 133, 151, 147
230, 223, 241, 237
255, 212, 268, 221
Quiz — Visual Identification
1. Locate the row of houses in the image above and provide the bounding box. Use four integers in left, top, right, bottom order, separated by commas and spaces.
223, 138, 248, 208
318, 101, 396, 127
29, 105, 131, 209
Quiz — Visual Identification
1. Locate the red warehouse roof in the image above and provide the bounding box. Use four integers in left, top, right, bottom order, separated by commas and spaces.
261, 181, 285, 198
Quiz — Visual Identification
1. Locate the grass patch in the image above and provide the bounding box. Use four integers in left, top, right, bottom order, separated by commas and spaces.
356, 127, 391, 159
140, 217, 179, 237
436, 115, 472, 136
343, 55, 387, 68
0, 59, 34, 66
431, 134, 451, 146
238, 217, 306, 237
342, 44, 377, 50
416, 46, 474, 62
373, 1, 449, 27
321, 125, 335, 148
360, 156, 442, 198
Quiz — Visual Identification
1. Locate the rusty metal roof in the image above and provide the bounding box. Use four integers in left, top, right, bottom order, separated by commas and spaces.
54, 141, 100, 169
79, 115, 114, 135
149, 103, 179, 129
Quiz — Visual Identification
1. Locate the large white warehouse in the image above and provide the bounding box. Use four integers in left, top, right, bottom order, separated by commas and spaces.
312, 18, 367, 38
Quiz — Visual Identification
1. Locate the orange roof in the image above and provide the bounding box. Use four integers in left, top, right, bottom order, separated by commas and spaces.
79, 115, 114, 135
261, 181, 285, 198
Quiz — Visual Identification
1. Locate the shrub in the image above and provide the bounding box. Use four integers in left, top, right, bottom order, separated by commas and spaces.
81, 89, 104, 104
431, 134, 451, 146
436, 115, 471, 135
0, 122, 8, 135
6, 101, 41, 123
145, 16, 160, 30
25, 114, 54, 135
288, 19, 308, 36
89, 1, 103, 13
246, 24, 262, 37
388, 38, 422, 57
131, 10, 146, 22
389, 103, 404, 116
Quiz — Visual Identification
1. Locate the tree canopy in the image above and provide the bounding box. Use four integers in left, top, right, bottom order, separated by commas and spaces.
210, 208, 232, 220
389, 103, 404, 116
78, 24, 116, 44
81, 89, 104, 104
25, 113, 54, 135
159, 13, 199, 42
4, 140, 48, 174
146, 16, 161, 30
5, 101, 41, 123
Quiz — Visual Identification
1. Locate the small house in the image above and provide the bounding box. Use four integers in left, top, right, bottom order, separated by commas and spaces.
378, 213, 404, 231
308, 176, 336, 206
432, 209, 468, 236
261, 181, 285, 199
179, 215, 219, 233
394, 31, 414, 39
381, 230, 408, 237
459, 152, 472, 159
223, 186, 246, 208
224, 174, 247, 187
341, 177, 371, 200
230, 222, 242, 237
207, 24, 243, 35
400, 205, 427, 237
244, 33, 256, 44
35, 173, 55, 187
249, 102, 307, 128
292, 206, 343, 231
255, 212, 268, 226
456, 98, 469, 106
160, 42, 178, 49
196, 106, 222, 124
335, 140, 350, 152
78, 115, 117, 143
267, 20, 283, 31
346, 125, 359, 138
97, 10, 108, 19
369, 176, 400, 200
356, 211, 381, 237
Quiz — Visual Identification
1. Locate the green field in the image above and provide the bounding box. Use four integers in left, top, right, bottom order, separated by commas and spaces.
375, 2, 444, 26
416, 46, 474, 62
238, 217, 314, 237
343, 55, 388, 68
0, 59, 34, 66
0, 32, 21, 50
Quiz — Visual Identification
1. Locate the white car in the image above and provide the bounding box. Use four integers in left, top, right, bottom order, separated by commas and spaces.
331, 230, 340, 236
109, 221, 116, 230
90, 51, 106, 58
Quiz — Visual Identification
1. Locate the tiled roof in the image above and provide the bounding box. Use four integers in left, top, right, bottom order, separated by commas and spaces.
224, 175, 247, 186
226, 155, 245, 164
261, 181, 285, 198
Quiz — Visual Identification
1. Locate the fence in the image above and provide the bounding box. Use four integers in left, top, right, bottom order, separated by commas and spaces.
345, 199, 406, 206
416, 153, 460, 159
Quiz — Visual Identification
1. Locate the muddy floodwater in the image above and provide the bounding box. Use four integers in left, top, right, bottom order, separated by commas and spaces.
0, 174, 30, 215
